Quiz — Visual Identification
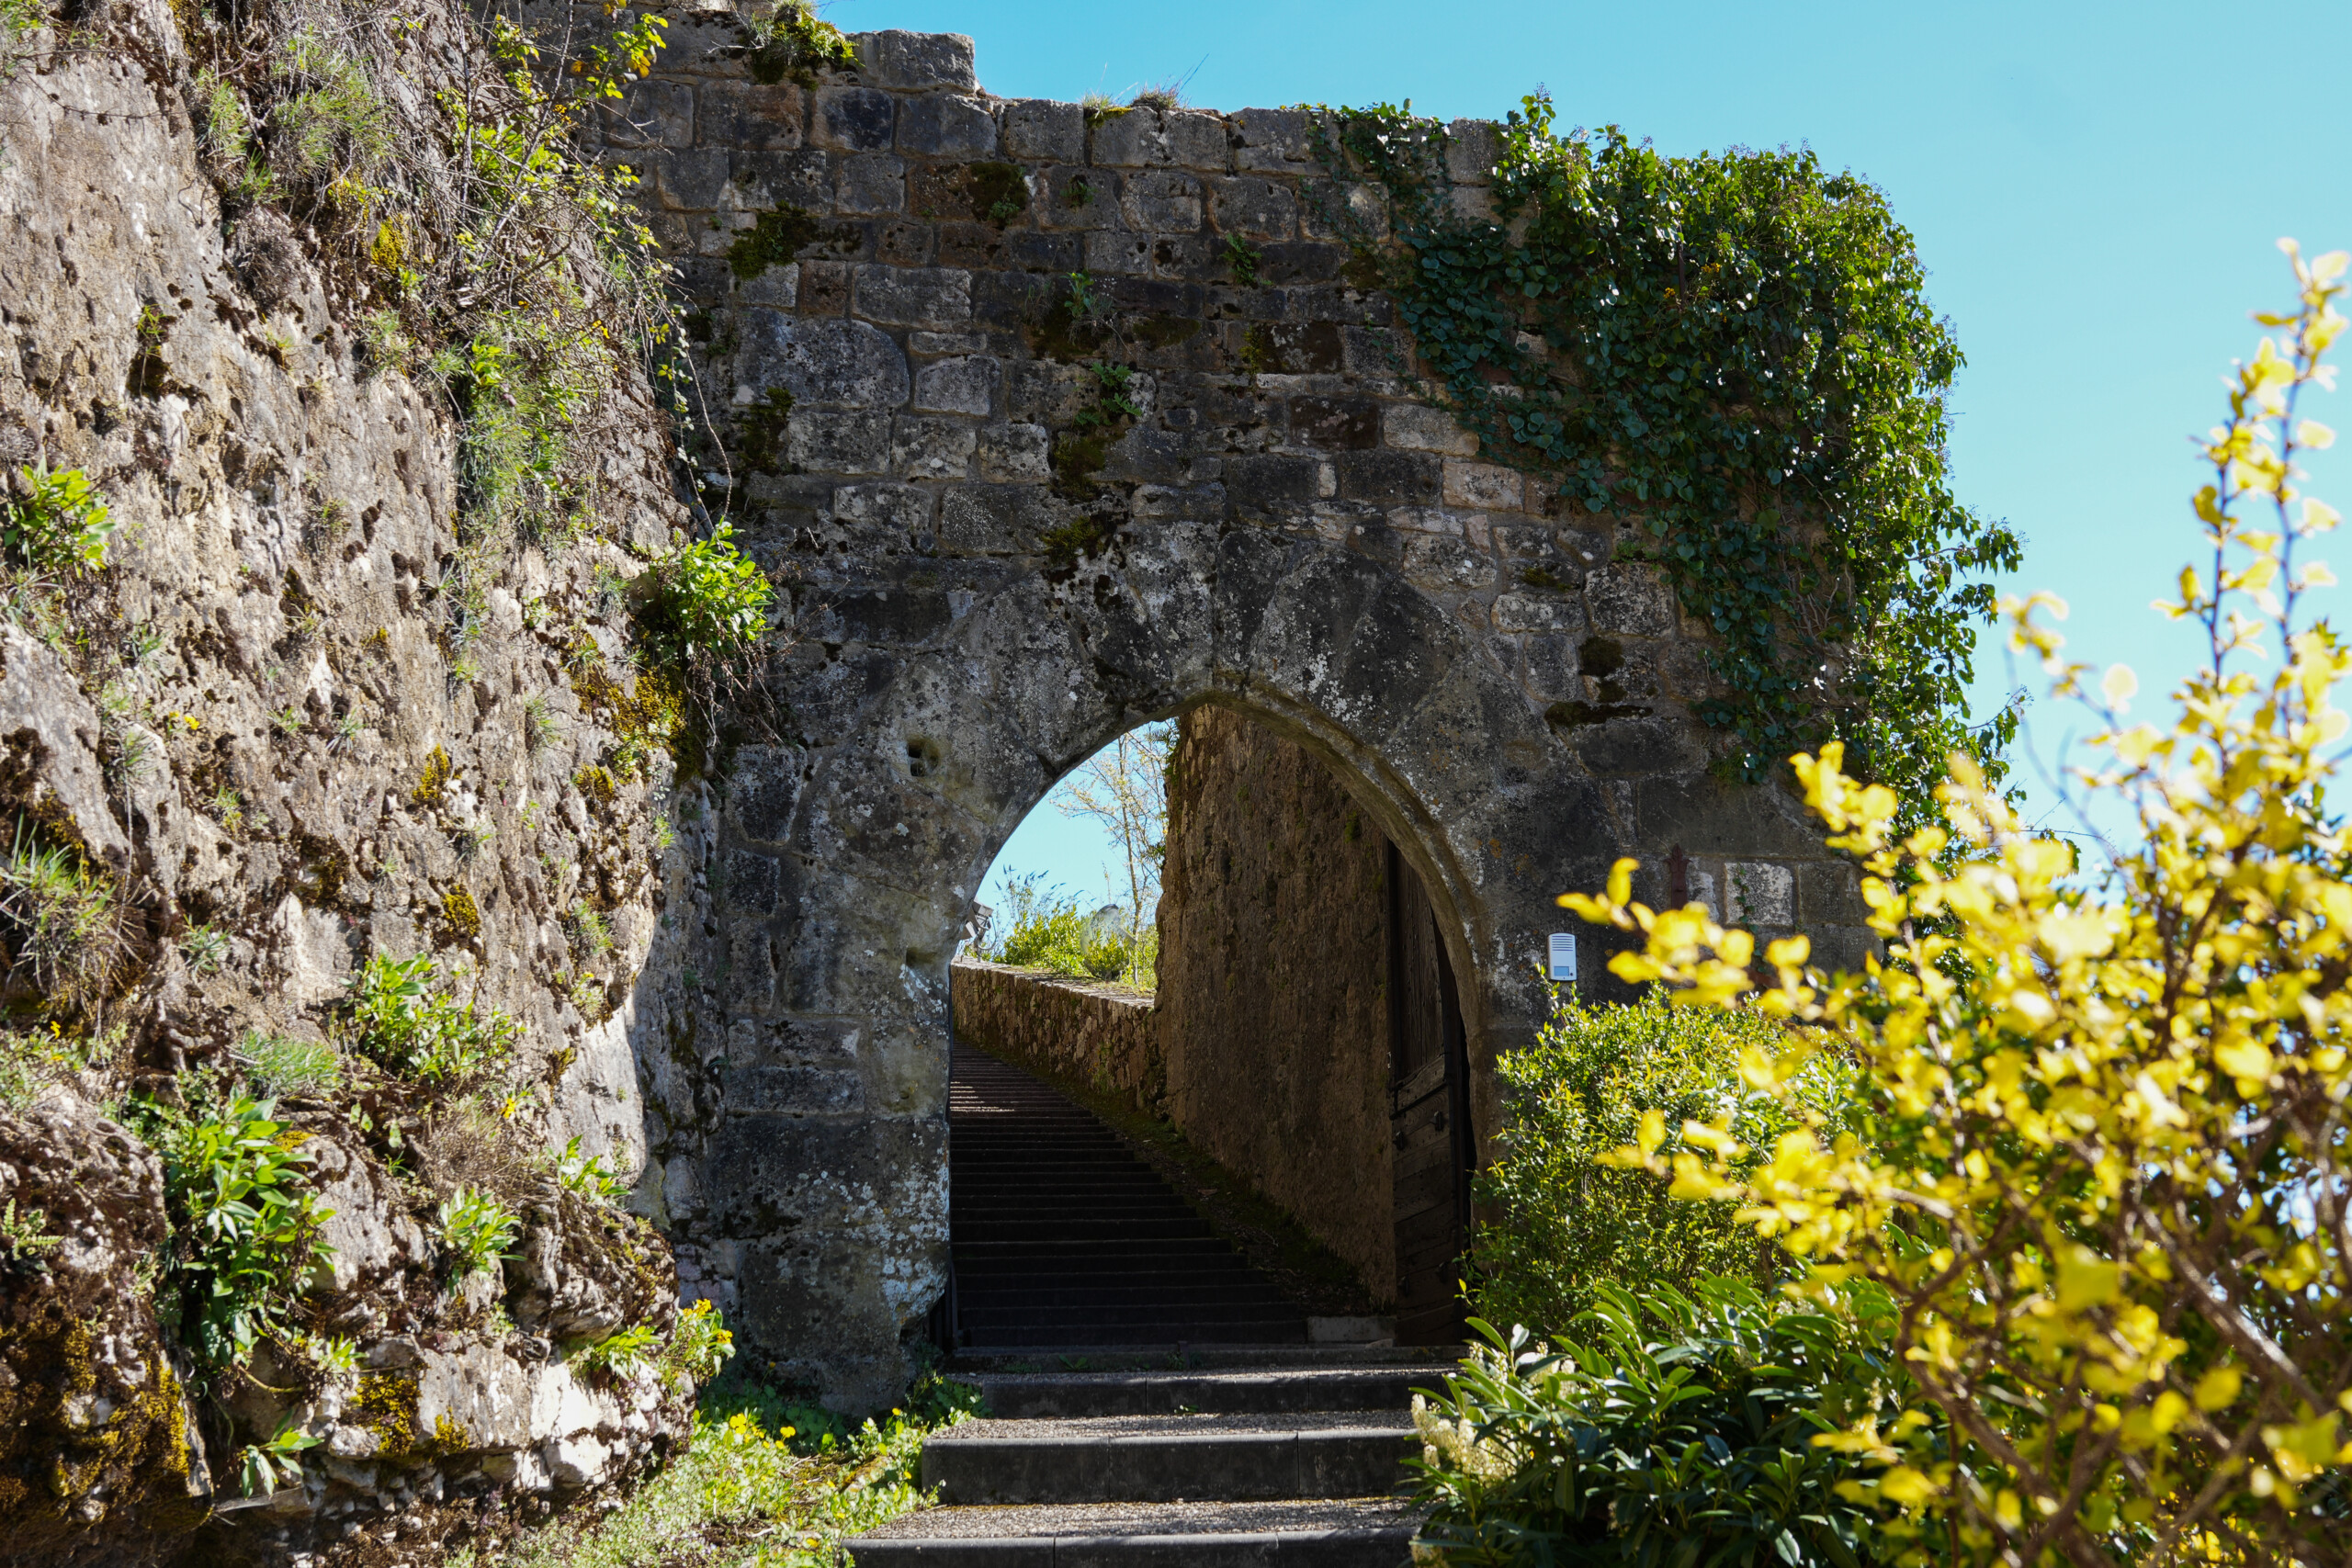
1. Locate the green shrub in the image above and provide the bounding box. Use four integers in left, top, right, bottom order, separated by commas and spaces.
1470, 989, 1865, 1339
632, 522, 775, 665
980, 871, 1137, 983
236, 1031, 342, 1099
5, 462, 117, 575
348, 952, 522, 1084
435, 1184, 520, 1279
1413, 1282, 1913, 1568
573, 1321, 660, 1381
149, 1091, 334, 1379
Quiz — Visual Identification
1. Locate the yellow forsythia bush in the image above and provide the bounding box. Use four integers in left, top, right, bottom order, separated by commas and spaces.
1563, 243, 2352, 1567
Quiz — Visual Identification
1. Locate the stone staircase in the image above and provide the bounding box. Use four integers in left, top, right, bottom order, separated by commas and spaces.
943, 1045, 1309, 1348
843, 1046, 1440, 1565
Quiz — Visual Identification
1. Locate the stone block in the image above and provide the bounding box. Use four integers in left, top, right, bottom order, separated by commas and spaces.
1150, 234, 1216, 281
787, 410, 893, 475
1225, 454, 1325, 508
729, 148, 830, 208
1301, 179, 1387, 243
736, 312, 909, 409
1383, 400, 1476, 456
798, 259, 852, 316
1254, 320, 1345, 373
1724, 861, 1795, 927
1445, 118, 1501, 184
1493, 592, 1585, 635
878, 220, 936, 267
1586, 562, 1675, 637
1036, 166, 1124, 231
1402, 533, 1497, 592
851, 29, 978, 90
1133, 483, 1227, 521
1003, 98, 1085, 163
1798, 858, 1869, 927
891, 415, 978, 479
837, 154, 907, 214
1233, 107, 1310, 173
697, 80, 803, 152
831, 482, 937, 536
1569, 714, 1707, 778
1288, 396, 1378, 450
897, 94, 998, 158
604, 79, 694, 150
1083, 231, 1153, 274
650, 148, 730, 211
913, 355, 999, 416
1162, 109, 1232, 170
738, 261, 797, 308
1333, 449, 1441, 505
1209, 176, 1298, 240
813, 86, 896, 152
1089, 106, 1159, 167
937, 484, 1046, 554
1001, 231, 1082, 273
853, 264, 972, 328
976, 423, 1049, 480
1443, 459, 1524, 512
1256, 242, 1346, 287
1120, 169, 1204, 233
933, 221, 996, 269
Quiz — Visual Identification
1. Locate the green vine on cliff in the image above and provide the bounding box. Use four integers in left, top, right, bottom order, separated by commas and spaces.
1310, 94, 2021, 812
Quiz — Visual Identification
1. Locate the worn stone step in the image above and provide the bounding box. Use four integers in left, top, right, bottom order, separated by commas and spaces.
961, 1302, 1306, 1329
847, 1498, 1419, 1568
958, 1323, 1308, 1348
950, 1346, 1462, 1373
922, 1414, 1413, 1505
965, 1370, 1434, 1419
956, 1283, 1295, 1312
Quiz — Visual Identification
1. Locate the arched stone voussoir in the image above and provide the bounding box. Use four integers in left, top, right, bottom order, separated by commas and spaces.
1212, 533, 1486, 756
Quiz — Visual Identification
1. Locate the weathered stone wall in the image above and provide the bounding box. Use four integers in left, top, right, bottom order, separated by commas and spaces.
0, 0, 723, 1555
948, 959, 1161, 1110
1154, 706, 1396, 1301
597, 18, 1878, 1402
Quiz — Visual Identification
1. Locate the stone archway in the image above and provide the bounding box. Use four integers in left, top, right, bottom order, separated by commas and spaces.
614, 25, 1875, 1404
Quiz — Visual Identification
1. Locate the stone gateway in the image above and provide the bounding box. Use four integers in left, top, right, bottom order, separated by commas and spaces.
620, 25, 1876, 1404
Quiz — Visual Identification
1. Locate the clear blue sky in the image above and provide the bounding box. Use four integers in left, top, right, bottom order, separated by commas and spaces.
897, 0, 2352, 901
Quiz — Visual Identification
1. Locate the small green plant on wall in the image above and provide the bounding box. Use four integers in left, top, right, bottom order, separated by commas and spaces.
5, 462, 118, 576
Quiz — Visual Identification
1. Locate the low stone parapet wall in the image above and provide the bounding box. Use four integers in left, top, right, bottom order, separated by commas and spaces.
950, 959, 1164, 1115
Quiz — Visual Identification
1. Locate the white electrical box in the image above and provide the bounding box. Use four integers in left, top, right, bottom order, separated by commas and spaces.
1547, 931, 1577, 984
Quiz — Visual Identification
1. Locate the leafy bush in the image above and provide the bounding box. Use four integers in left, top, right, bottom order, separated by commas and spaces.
979, 870, 1137, 983
1564, 253, 2352, 1567
348, 952, 522, 1084
236, 1031, 342, 1099
1472, 990, 1864, 1339
149, 1091, 334, 1379
0, 1022, 112, 1111
633, 522, 775, 665
1412, 1282, 1912, 1568
435, 1185, 520, 1279
5, 462, 118, 575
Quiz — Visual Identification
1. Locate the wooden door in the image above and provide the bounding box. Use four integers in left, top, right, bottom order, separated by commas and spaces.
1386, 841, 1473, 1344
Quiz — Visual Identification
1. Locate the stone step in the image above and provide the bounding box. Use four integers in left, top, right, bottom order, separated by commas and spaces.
950, 1346, 1461, 1373
922, 1414, 1416, 1506
966, 1370, 1432, 1419
956, 1323, 1309, 1348
847, 1499, 1419, 1568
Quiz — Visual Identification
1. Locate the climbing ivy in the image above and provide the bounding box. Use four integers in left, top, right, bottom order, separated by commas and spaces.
1312, 94, 2020, 812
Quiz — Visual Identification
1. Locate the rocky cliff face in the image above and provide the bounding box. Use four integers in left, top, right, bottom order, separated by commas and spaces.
0, 0, 729, 1556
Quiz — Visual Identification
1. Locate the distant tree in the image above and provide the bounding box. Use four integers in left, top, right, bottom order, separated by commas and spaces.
1050, 722, 1173, 988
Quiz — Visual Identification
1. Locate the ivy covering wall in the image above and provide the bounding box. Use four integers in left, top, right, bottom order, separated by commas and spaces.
1315, 95, 2021, 813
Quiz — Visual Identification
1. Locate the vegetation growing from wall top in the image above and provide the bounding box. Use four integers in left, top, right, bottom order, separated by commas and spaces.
1313, 94, 2021, 816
